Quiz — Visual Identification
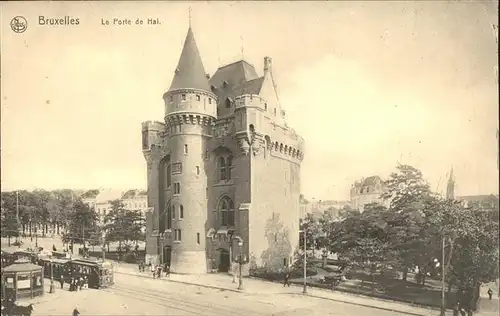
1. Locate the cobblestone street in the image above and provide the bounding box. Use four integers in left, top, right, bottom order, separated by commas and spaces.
27, 271, 430, 316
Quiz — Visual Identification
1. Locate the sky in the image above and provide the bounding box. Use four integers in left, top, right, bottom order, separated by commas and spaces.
1, 1, 498, 201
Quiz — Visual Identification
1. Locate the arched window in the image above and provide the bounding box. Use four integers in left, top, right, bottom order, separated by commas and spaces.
219, 157, 226, 181
172, 205, 176, 220
226, 98, 231, 108
227, 156, 233, 179
165, 202, 172, 230
219, 197, 235, 226
166, 164, 172, 188
180, 205, 184, 219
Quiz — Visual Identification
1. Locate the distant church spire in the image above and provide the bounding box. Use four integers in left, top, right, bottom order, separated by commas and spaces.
446, 167, 455, 200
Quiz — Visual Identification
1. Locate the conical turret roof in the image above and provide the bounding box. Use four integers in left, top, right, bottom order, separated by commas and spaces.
168, 27, 211, 92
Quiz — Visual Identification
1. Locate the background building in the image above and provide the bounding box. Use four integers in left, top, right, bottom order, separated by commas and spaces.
81, 189, 148, 222
141, 25, 304, 274
349, 176, 389, 212
299, 195, 312, 219
446, 169, 499, 211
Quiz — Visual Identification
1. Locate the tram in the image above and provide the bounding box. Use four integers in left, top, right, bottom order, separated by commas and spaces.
66, 258, 114, 289
38, 257, 70, 281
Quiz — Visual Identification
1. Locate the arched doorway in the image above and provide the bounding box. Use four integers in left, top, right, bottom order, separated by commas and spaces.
163, 246, 171, 266
218, 249, 230, 272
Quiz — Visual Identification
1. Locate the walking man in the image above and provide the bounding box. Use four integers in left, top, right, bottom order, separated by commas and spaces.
283, 271, 291, 287
488, 288, 493, 300
59, 275, 65, 289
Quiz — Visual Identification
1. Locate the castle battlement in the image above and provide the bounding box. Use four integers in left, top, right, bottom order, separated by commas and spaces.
234, 94, 266, 108
142, 120, 165, 131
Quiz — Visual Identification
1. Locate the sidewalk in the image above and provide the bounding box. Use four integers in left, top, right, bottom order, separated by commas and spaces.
113, 262, 446, 316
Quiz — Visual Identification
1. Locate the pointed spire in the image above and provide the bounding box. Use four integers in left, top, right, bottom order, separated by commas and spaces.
168, 26, 211, 92
188, 6, 192, 28
446, 167, 455, 200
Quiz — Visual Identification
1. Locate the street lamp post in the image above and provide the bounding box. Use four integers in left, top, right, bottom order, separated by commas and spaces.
49, 262, 55, 294
101, 230, 106, 261
303, 230, 307, 294
440, 236, 446, 316
237, 240, 243, 290
299, 230, 308, 294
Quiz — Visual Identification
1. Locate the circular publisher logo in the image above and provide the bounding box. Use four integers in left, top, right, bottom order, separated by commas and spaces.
10, 16, 27, 33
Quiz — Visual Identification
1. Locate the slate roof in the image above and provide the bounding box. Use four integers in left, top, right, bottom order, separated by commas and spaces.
122, 190, 137, 199
95, 189, 124, 203
354, 176, 383, 187
81, 189, 100, 199
209, 60, 264, 103
121, 189, 147, 199
168, 27, 211, 92
456, 194, 498, 202
209, 60, 259, 88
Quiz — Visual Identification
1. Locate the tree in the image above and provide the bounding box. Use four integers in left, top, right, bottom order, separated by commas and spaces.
440, 201, 499, 311
291, 249, 316, 272
1, 192, 21, 244
324, 203, 395, 282
104, 200, 145, 255
1, 205, 19, 246
62, 199, 99, 247
381, 164, 435, 281
299, 213, 324, 255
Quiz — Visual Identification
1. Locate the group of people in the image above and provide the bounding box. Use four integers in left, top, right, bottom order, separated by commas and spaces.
137, 261, 170, 279
68, 276, 88, 292
56, 267, 100, 291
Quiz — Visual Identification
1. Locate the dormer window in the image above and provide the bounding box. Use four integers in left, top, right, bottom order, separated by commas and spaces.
208, 98, 212, 104
223, 80, 228, 87
196, 95, 201, 101
181, 94, 186, 101
169, 96, 173, 102
264, 103, 268, 111
273, 108, 277, 116
225, 98, 231, 108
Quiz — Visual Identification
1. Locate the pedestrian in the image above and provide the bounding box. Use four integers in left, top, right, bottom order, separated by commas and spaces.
59, 275, 64, 289
283, 271, 290, 287
152, 264, 156, 279
488, 288, 493, 300
73, 306, 80, 316
157, 265, 162, 279
164, 264, 170, 277
79, 277, 84, 291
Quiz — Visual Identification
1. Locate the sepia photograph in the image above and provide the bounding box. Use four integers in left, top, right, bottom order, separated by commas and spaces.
1, 1, 498, 316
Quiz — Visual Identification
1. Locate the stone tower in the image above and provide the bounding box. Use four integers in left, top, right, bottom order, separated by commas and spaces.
143, 26, 217, 274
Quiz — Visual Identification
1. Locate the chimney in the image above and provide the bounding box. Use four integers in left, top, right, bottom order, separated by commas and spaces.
264, 56, 272, 74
